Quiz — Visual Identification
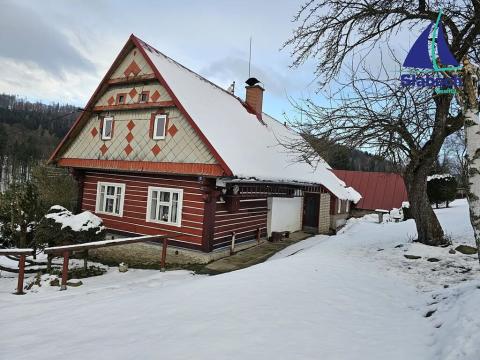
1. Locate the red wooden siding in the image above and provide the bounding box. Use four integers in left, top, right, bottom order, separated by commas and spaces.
81, 171, 205, 246
213, 198, 268, 249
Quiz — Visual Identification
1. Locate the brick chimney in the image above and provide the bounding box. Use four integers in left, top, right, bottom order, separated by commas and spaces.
245, 77, 264, 116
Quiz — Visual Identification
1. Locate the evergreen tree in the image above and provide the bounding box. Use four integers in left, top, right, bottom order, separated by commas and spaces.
0, 181, 45, 248
427, 175, 458, 208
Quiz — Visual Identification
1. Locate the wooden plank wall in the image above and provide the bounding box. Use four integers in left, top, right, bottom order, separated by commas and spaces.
81, 171, 205, 247
213, 197, 268, 249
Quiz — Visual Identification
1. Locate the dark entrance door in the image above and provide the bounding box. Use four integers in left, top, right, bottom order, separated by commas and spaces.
303, 193, 320, 230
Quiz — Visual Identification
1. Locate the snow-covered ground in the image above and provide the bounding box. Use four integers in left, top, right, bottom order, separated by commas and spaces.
0, 199, 479, 360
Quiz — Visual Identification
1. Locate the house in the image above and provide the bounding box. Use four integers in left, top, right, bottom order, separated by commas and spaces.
332, 170, 408, 215
49, 34, 360, 264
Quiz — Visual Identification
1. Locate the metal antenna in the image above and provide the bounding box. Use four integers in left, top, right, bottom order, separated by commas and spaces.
248, 36, 252, 77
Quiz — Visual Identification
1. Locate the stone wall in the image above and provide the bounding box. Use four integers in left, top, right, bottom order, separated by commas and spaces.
88, 239, 263, 268
318, 193, 331, 234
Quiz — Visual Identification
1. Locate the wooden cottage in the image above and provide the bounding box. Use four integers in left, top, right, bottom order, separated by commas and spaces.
49, 35, 360, 262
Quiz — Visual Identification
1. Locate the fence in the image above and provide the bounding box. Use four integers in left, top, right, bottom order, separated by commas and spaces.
44, 235, 173, 290
0, 248, 35, 295
1, 234, 173, 294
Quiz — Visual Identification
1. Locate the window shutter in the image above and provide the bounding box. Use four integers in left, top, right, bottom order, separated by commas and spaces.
111, 119, 115, 138
149, 113, 155, 138
99, 116, 104, 139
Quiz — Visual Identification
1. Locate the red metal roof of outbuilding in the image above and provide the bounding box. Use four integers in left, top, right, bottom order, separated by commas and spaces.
332, 170, 408, 211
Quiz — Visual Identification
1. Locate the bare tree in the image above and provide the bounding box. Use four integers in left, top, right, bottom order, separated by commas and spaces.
442, 130, 467, 189
283, 0, 480, 247
285, 66, 461, 245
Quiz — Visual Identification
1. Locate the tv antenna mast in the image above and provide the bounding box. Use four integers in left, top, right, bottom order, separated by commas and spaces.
248, 36, 252, 77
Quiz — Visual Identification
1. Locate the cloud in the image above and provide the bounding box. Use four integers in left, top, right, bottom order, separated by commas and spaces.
0, 1, 94, 76
200, 56, 302, 98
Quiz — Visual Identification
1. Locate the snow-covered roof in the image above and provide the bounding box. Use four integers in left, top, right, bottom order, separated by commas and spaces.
137, 38, 360, 202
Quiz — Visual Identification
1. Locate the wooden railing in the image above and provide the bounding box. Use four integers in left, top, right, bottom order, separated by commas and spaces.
44, 234, 173, 290
0, 235, 173, 294
0, 248, 35, 295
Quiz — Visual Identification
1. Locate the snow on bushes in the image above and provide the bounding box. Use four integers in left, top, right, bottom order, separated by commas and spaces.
34, 206, 105, 248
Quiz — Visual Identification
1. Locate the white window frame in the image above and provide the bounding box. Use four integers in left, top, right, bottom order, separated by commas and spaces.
95, 182, 125, 217
101, 117, 114, 140
152, 114, 167, 140
146, 186, 183, 227
337, 199, 342, 214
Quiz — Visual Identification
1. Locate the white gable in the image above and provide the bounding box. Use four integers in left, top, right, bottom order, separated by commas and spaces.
137, 38, 360, 202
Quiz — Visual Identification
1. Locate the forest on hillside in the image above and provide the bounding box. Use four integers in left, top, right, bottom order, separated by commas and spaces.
0, 94, 79, 189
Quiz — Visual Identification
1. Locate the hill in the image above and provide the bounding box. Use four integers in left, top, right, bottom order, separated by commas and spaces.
0, 94, 78, 186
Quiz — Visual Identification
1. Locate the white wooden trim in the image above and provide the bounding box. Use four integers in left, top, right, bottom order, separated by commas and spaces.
146, 186, 183, 227
101, 116, 114, 140
95, 181, 125, 217
152, 114, 167, 140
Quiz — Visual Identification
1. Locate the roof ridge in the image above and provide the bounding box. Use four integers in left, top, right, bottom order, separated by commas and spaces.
134, 35, 250, 105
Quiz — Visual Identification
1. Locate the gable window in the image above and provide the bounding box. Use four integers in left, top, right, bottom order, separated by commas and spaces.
146, 187, 183, 226
139, 91, 149, 103
96, 182, 125, 217
152, 114, 167, 140
101, 117, 114, 140
116, 93, 126, 105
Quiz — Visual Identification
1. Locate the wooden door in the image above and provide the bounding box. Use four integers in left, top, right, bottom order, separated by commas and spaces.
303, 193, 319, 229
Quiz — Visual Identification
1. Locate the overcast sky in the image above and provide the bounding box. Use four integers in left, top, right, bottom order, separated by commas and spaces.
0, 0, 327, 120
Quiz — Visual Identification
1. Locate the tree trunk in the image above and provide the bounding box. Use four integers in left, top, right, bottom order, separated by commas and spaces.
404, 161, 447, 246
18, 227, 27, 249
462, 60, 480, 264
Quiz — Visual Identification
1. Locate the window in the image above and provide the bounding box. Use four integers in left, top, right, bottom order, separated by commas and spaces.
337, 199, 342, 214
139, 91, 149, 103
116, 93, 126, 105
146, 187, 183, 226
153, 114, 167, 139
101, 117, 114, 140
96, 182, 125, 217
346, 200, 350, 213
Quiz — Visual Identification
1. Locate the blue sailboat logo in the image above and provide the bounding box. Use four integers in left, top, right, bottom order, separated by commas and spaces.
403, 8, 461, 71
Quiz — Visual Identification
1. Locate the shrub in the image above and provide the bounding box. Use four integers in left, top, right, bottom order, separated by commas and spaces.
427, 174, 457, 208
0, 181, 45, 248
34, 206, 105, 248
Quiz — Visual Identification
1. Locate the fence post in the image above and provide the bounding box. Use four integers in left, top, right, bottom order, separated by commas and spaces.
230, 232, 236, 255
160, 238, 168, 272
60, 251, 69, 290
47, 254, 52, 273
83, 250, 88, 272
15, 255, 26, 295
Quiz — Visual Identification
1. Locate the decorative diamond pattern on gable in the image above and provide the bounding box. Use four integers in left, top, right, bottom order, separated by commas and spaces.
151, 90, 160, 102
100, 144, 108, 155
91, 127, 98, 137
151, 144, 161, 156
107, 96, 115, 106
129, 88, 138, 99
123, 60, 141, 77
61, 109, 217, 164
124, 144, 133, 156
168, 124, 178, 137
127, 120, 136, 131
